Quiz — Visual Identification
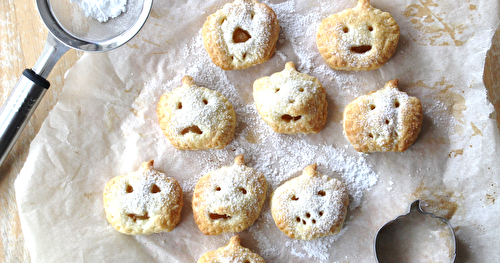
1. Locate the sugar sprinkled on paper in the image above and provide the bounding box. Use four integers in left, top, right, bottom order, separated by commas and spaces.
120, 1, 379, 260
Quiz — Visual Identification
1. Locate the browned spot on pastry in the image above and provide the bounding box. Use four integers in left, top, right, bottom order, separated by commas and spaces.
306, 212, 311, 218
177, 102, 182, 109
343, 26, 349, 33
318, 190, 326, 196
181, 126, 203, 135
370, 104, 376, 110
233, 28, 251, 43
128, 212, 150, 222
291, 195, 299, 201
209, 213, 231, 220
351, 45, 372, 53
296, 217, 301, 222
368, 25, 374, 31
151, 184, 161, 193
126, 185, 133, 193
319, 211, 324, 217
282, 115, 302, 123
239, 187, 247, 194
203, 99, 208, 105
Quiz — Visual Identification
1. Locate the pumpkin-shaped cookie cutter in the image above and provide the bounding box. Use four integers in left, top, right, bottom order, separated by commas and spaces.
374, 200, 457, 262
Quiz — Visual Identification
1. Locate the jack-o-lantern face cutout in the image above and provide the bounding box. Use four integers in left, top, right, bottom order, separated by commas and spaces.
198, 235, 266, 263
343, 79, 423, 152
103, 160, 183, 235
157, 76, 236, 150
253, 62, 328, 134
316, 0, 399, 71
192, 155, 267, 235
271, 164, 349, 240
202, 0, 280, 70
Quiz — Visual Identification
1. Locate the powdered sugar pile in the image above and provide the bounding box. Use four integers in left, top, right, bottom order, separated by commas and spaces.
71, 0, 127, 23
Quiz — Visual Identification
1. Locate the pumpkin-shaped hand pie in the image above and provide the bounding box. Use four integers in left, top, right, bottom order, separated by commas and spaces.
253, 62, 328, 134
316, 0, 399, 71
202, 0, 280, 70
198, 235, 266, 263
271, 164, 349, 240
103, 160, 183, 235
343, 79, 423, 152
193, 155, 267, 235
157, 76, 236, 150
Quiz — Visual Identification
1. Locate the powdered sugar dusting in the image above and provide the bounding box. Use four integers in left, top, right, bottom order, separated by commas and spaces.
162, 81, 233, 135
120, 1, 379, 260
195, 160, 266, 218
71, 0, 127, 23
118, 165, 173, 216
271, 168, 349, 240
221, 0, 274, 60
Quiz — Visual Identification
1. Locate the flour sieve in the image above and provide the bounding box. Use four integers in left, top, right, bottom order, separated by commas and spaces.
0, 0, 153, 165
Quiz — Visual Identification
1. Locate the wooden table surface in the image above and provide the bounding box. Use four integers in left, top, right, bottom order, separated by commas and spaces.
0, 1, 499, 262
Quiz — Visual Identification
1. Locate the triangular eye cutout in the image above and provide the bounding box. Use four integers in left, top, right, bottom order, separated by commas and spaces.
233, 28, 252, 43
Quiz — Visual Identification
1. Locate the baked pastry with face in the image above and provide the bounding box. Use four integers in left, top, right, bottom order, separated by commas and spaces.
343, 79, 423, 152
316, 0, 399, 71
157, 76, 236, 150
253, 62, 328, 134
271, 164, 349, 240
198, 235, 266, 263
103, 160, 183, 235
193, 155, 267, 235
202, 0, 280, 70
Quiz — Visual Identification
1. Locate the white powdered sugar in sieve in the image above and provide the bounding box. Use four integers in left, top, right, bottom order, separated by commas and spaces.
70, 0, 127, 23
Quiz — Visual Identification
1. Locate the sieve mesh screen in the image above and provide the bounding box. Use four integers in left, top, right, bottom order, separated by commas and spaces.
48, 0, 144, 42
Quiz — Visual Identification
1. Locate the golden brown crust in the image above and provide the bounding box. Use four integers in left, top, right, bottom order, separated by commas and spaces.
157, 76, 236, 150
253, 62, 328, 134
343, 79, 423, 152
202, 0, 280, 70
103, 160, 183, 235
192, 155, 267, 235
316, 0, 399, 71
197, 235, 266, 263
270, 164, 349, 240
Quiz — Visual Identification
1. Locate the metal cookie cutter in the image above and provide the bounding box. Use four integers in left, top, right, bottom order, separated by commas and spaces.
374, 200, 457, 262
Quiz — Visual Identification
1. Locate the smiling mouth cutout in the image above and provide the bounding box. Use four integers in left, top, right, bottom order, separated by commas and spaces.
127, 212, 150, 222
180, 125, 203, 135
209, 213, 231, 220
281, 115, 302, 122
350, 45, 372, 54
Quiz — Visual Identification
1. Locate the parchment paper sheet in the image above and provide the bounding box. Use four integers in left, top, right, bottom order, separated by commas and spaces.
15, 0, 500, 262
